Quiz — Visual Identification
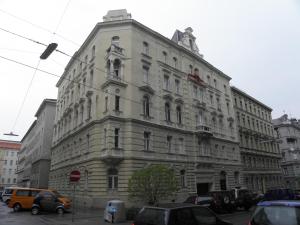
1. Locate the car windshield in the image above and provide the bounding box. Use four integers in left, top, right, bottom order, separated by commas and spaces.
52, 190, 63, 198
252, 206, 300, 225
136, 208, 167, 225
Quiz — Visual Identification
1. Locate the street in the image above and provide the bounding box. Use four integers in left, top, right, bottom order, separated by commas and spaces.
0, 202, 251, 225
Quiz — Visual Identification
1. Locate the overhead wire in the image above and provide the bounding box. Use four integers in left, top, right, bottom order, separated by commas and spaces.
4, 0, 72, 134
0, 54, 239, 135
0, 7, 80, 46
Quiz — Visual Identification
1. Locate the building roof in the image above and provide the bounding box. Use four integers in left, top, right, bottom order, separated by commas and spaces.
34, 99, 56, 117
0, 140, 21, 150
231, 86, 272, 111
57, 16, 231, 87
21, 120, 36, 142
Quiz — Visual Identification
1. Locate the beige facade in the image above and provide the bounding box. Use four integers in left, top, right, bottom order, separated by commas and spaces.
0, 140, 20, 190
231, 87, 282, 193
49, 10, 242, 208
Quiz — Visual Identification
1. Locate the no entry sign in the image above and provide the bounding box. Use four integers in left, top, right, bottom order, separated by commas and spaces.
70, 170, 81, 182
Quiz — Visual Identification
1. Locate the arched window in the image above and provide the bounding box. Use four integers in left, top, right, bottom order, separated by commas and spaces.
165, 102, 171, 122
108, 168, 118, 189
220, 171, 227, 190
176, 106, 182, 124
143, 95, 150, 117
113, 59, 121, 77
194, 68, 199, 75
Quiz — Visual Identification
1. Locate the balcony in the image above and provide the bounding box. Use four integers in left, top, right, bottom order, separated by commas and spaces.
101, 74, 128, 89
195, 124, 213, 137
100, 148, 124, 165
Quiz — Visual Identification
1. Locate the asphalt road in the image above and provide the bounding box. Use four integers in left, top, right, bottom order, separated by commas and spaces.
0, 201, 251, 225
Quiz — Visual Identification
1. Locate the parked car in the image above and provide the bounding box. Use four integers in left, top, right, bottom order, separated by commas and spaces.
0, 190, 3, 201
2, 187, 16, 204
263, 188, 296, 201
133, 203, 233, 225
248, 200, 300, 225
208, 191, 236, 213
232, 188, 255, 210
8, 187, 71, 212
183, 195, 213, 207
31, 191, 67, 215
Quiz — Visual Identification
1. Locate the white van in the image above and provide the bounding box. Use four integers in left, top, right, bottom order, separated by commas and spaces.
2, 187, 16, 204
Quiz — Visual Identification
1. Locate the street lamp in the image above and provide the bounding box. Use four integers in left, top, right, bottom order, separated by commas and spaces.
3, 132, 18, 136
40, 43, 58, 60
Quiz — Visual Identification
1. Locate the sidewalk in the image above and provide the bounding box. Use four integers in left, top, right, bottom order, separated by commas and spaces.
57, 207, 132, 225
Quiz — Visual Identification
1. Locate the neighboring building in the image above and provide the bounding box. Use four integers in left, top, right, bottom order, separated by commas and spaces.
16, 99, 56, 188
273, 114, 300, 189
49, 9, 242, 208
0, 140, 20, 190
231, 87, 282, 193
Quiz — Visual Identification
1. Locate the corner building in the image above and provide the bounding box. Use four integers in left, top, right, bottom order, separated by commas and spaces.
231, 87, 282, 193
273, 114, 300, 189
49, 10, 242, 207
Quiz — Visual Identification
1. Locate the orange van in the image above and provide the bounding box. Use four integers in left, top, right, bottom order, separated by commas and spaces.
8, 187, 71, 212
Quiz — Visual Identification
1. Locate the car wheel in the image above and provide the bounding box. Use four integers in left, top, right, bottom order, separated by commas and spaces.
13, 203, 21, 212
31, 207, 39, 215
56, 208, 64, 214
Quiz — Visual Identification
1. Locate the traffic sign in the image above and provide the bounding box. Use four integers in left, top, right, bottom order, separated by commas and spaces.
70, 170, 81, 182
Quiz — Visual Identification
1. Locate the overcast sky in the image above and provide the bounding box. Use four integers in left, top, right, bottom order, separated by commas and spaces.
0, 0, 299, 142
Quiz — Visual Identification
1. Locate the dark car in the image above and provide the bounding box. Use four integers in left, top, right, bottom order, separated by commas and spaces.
208, 191, 236, 213
184, 195, 213, 207
249, 200, 300, 225
263, 188, 296, 201
133, 203, 233, 225
232, 188, 255, 210
31, 191, 66, 215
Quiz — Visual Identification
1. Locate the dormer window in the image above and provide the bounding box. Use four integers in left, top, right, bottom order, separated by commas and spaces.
189, 39, 193, 50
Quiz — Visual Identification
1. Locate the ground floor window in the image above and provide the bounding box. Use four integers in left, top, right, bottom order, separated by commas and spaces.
108, 168, 118, 189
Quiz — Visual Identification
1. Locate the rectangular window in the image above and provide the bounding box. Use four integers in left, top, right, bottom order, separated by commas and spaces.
143, 66, 149, 84
164, 75, 170, 90
104, 128, 107, 147
193, 86, 197, 98
167, 136, 172, 152
144, 132, 151, 151
115, 96, 120, 111
105, 96, 108, 112
175, 79, 180, 94
114, 128, 119, 148
10, 160, 13, 166
108, 176, 118, 189
178, 138, 184, 154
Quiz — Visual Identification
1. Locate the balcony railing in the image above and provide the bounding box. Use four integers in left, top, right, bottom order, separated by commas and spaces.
195, 124, 213, 137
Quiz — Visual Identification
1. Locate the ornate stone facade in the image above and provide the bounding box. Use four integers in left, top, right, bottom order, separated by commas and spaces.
273, 114, 300, 189
49, 10, 242, 208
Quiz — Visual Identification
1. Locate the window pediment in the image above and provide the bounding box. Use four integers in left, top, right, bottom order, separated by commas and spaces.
139, 85, 155, 95
163, 93, 173, 101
